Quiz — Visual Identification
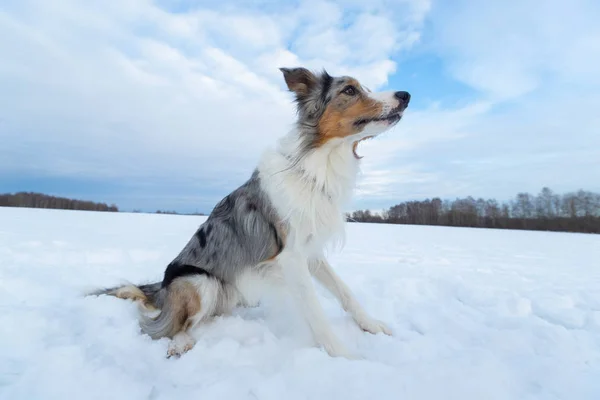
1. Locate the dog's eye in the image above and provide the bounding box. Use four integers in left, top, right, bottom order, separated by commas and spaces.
342, 85, 357, 96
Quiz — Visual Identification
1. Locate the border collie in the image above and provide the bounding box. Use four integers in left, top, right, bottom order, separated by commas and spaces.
89, 67, 410, 358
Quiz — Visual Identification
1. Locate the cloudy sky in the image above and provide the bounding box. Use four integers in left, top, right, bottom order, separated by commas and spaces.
1, 0, 599, 213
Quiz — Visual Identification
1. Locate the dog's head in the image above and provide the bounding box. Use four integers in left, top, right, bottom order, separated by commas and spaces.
280, 67, 410, 158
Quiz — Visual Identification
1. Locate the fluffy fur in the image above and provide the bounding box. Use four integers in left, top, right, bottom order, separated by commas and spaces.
88, 67, 411, 358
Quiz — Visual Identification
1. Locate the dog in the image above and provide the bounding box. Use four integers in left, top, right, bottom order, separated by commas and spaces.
88, 67, 410, 359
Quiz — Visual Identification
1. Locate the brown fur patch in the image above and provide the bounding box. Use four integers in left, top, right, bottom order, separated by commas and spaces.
112, 285, 158, 311
264, 253, 279, 263
317, 83, 383, 146
113, 285, 147, 301
167, 279, 202, 334
277, 222, 288, 247
263, 221, 288, 262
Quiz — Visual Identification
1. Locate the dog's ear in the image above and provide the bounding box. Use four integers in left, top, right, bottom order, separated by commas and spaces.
279, 67, 318, 97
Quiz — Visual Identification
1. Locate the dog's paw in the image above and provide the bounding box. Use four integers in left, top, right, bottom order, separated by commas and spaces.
320, 338, 356, 359
357, 318, 393, 336
166, 332, 196, 358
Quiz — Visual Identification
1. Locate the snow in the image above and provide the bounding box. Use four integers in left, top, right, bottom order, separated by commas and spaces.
1, 206, 599, 400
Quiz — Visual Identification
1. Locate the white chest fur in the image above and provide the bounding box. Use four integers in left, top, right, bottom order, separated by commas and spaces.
258, 133, 359, 255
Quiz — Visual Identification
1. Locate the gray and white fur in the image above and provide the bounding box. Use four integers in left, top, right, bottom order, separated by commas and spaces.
89, 67, 411, 358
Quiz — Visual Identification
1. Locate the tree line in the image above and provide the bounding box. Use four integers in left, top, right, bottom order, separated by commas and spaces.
0, 192, 208, 215
132, 209, 206, 215
348, 187, 600, 234
0, 192, 119, 212
3, 188, 599, 234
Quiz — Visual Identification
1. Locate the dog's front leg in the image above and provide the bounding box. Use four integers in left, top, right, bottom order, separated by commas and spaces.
278, 250, 353, 358
310, 258, 392, 336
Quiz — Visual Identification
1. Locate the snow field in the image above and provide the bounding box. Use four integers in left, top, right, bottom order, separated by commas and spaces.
0, 207, 599, 399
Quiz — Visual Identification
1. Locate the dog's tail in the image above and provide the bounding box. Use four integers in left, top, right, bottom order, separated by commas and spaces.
87, 282, 166, 312
88, 275, 224, 340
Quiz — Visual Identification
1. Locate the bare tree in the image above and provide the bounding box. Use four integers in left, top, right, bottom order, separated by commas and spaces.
349, 187, 600, 234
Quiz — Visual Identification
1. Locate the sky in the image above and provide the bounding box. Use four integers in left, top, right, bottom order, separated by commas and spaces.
1, 0, 599, 213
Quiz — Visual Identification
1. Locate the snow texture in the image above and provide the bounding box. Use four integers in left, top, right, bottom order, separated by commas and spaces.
1, 207, 599, 399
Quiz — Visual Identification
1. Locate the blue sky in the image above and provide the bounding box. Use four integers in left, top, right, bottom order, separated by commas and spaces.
1, 0, 599, 213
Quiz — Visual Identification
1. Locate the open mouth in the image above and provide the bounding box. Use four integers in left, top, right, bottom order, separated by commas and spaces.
352, 109, 403, 159
354, 111, 402, 127
352, 135, 375, 159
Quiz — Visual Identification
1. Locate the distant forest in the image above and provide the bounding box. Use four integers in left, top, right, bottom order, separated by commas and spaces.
2, 188, 599, 234
0, 192, 119, 212
348, 187, 600, 234
0, 192, 205, 215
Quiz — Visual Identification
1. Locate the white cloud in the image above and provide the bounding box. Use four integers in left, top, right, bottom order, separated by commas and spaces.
345, 0, 600, 210
0, 0, 427, 190
351, 86, 600, 210
1, 0, 599, 212
428, 0, 600, 101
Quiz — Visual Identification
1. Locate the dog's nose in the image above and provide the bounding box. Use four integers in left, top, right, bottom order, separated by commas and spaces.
394, 91, 411, 106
